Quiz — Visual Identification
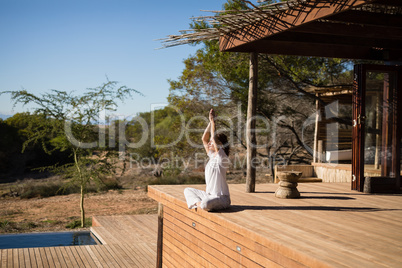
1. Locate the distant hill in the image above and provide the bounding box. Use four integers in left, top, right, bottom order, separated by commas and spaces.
0, 114, 12, 120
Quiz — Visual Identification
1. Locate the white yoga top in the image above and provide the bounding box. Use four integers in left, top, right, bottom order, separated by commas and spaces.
205, 148, 230, 197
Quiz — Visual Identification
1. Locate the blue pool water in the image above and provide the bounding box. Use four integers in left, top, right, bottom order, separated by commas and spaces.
0, 231, 100, 249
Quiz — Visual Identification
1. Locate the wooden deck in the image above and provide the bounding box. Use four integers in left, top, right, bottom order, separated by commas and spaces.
0, 215, 157, 268
148, 183, 402, 267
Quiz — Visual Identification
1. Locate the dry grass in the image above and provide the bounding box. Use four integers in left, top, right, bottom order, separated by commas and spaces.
0, 163, 272, 234
0, 189, 158, 233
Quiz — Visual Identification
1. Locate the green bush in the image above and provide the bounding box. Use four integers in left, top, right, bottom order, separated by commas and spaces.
66, 218, 92, 229
12, 177, 123, 199
97, 179, 123, 192
0, 220, 15, 232
23, 222, 37, 229
13, 178, 77, 199
0, 220, 11, 229
162, 165, 182, 177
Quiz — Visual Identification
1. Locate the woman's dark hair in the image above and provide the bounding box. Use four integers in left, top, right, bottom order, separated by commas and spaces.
216, 133, 230, 156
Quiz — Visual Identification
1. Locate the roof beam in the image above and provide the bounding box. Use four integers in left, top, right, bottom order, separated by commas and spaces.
290, 21, 402, 40
326, 10, 402, 28
372, 0, 402, 7
268, 31, 402, 50
231, 40, 402, 61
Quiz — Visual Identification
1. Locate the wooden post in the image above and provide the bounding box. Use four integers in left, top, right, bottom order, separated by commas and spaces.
246, 52, 258, 193
317, 140, 323, 163
374, 92, 381, 169
156, 203, 163, 268
381, 73, 392, 177
313, 96, 320, 163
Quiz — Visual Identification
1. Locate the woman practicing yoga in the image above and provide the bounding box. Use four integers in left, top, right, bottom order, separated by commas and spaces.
184, 109, 231, 211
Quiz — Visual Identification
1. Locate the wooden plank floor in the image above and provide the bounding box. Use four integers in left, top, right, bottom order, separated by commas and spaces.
0, 215, 157, 268
91, 214, 157, 267
149, 183, 402, 267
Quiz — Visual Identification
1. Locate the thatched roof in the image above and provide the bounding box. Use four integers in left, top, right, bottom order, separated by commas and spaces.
160, 0, 402, 61
160, 0, 309, 47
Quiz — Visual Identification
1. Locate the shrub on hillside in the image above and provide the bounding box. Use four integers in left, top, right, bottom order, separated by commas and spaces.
148, 174, 204, 186
10, 177, 123, 199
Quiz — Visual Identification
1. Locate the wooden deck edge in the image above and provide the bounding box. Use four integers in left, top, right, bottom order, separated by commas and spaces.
275, 178, 323, 183
92, 216, 102, 227
162, 206, 281, 267
147, 185, 331, 268
299, 177, 322, 183
90, 227, 108, 245
311, 162, 352, 171
91, 215, 108, 245
148, 185, 189, 209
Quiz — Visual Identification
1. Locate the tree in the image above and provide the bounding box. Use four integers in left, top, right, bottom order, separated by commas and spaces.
1, 112, 73, 177
2, 80, 141, 227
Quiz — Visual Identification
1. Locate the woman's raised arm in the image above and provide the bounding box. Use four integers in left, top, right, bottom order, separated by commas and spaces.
209, 109, 219, 153
202, 121, 211, 154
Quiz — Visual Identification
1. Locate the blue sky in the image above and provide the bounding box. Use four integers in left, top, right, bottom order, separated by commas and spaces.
0, 0, 227, 119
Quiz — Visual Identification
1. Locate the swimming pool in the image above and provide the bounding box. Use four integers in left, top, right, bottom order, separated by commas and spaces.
0, 231, 100, 249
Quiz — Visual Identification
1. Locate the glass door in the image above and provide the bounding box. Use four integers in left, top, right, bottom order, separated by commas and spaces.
352, 64, 401, 192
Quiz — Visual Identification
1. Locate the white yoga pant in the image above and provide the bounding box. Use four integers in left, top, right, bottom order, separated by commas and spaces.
184, 187, 231, 211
